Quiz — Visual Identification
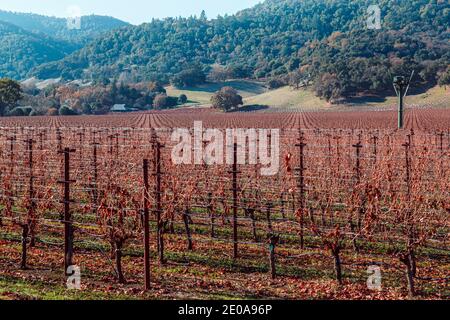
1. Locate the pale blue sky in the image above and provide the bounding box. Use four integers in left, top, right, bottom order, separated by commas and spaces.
0, 0, 263, 25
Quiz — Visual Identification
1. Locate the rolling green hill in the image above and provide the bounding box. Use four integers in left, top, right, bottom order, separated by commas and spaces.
243, 86, 326, 110
166, 80, 267, 104
249, 85, 450, 111
169, 80, 450, 111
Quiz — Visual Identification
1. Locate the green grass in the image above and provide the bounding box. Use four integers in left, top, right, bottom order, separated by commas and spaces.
342, 85, 450, 108
166, 80, 266, 105
0, 275, 135, 300
1, 203, 447, 300
245, 85, 450, 110
244, 86, 327, 110
168, 80, 450, 111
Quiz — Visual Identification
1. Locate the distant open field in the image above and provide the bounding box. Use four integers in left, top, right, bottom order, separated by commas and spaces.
167, 80, 450, 111
166, 80, 266, 105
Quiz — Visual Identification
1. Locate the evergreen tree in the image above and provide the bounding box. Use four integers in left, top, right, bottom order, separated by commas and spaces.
0, 78, 23, 116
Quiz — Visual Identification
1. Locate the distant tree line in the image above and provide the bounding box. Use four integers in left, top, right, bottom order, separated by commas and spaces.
1, 78, 189, 116
0, 78, 23, 116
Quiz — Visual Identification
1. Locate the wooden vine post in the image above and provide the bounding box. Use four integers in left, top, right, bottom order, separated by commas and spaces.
437, 131, 445, 175
266, 202, 273, 233
372, 135, 378, 163
353, 136, 363, 185
8, 135, 16, 175
352, 135, 363, 252
267, 233, 280, 279
91, 135, 99, 209
26, 138, 37, 247
56, 128, 62, 152
152, 134, 165, 264
401, 139, 416, 298
182, 207, 193, 250
208, 192, 214, 238
20, 224, 29, 270
295, 131, 306, 249
230, 143, 240, 259
143, 159, 151, 290
59, 147, 76, 276
38, 131, 44, 151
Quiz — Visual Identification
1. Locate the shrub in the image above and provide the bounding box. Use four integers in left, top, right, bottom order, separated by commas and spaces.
153, 94, 168, 110
59, 106, 78, 116
8, 107, 25, 117
438, 66, 450, 87
22, 106, 33, 116
178, 94, 188, 104
210, 86, 243, 112
148, 82, 166, 93
166, 96, 178, 107
153, 94, 178, 109
267, 78, 286, 89
171, 67, 206, 88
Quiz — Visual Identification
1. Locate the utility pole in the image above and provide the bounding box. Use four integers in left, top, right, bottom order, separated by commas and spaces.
393, 72, 413, 129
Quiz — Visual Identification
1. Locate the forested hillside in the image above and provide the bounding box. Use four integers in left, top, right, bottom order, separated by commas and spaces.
0, 10, 129, 44
0, 21, 75, 79
0, 11, 128, 79
32, 0, 450, 100
3, 0, 449, 101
